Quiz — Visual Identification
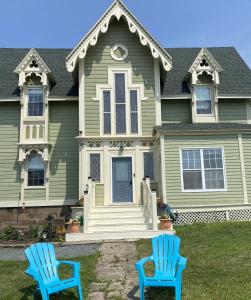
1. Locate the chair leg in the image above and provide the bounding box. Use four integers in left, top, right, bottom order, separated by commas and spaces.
77, 283, 83, 300
140, 284, 144, 300
175, 284, 181, 300
40, 289, 49, 300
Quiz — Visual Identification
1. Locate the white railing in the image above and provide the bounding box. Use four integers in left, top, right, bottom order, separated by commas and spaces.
142, 177, 158, 230
83, 177, 95, 233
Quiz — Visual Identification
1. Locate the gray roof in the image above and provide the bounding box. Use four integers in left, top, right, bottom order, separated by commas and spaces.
0, 47, 250, 99
155, 122, 251, 133
0, 48, 77, 98
163, 47, 251, 97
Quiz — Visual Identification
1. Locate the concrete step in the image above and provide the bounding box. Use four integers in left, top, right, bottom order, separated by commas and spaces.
88, 216, 151, 226
88, 223, 152, 232
65, 229, 176, 242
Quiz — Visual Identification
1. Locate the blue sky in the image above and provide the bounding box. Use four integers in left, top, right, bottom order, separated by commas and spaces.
0, 0, 250, 67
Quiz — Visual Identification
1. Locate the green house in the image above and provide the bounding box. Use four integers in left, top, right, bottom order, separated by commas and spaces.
0, 0, 251, 241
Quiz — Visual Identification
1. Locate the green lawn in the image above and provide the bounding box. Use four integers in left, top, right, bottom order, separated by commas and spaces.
0, 253, 99, 300
136, 222, 251, 300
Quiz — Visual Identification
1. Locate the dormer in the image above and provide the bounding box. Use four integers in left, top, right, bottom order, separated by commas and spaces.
14, 48, 53, 88
188, 48, 223, 123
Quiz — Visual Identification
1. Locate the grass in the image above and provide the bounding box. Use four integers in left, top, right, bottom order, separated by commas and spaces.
136, 221, 251, 300
0, 253, 99, 300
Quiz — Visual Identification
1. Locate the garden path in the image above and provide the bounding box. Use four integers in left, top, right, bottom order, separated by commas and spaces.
88, 241, 140, 300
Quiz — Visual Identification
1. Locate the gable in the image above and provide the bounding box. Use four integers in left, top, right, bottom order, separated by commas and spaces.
66, 0, 172, 72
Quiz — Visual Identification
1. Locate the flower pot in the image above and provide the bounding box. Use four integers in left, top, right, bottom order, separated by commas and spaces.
67, 222, 81, 233
159, 218, 173, 230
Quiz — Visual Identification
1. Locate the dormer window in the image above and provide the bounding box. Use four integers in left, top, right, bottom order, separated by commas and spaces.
195, 86, 212, 115
28, 88, 44, 117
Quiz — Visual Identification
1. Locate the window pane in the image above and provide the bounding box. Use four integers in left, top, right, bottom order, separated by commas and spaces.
205, 169, 224, 189
131, 113, 138, 133
103, 91, 111, 112
28, 89, 43, 116
115, 73, 125, 104
130, 90, 138, 111
90, 154, 100, 181
28, 154, 45, 186
116, 104, 126, 134
183, 170, 203, 190
103, 91, 111, 134
197, 100, 211, 114
130, 90, 138, 134
195, 86, 210, 100
182, 150, 201, 169
195, 86, 211, 115
144, 152, 154, 180
104, 114, 111, 134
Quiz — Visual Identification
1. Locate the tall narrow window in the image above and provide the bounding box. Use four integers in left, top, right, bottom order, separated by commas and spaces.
115, 73, 126, 134
28, 89, 44, 116
130, 90, 138, 133
144, 152, 154, 180
90, 154, 100, 182
103, 91, 111, 134
195, 86, 212, 115
28, 153, 45, 186
181, 148, 225, 191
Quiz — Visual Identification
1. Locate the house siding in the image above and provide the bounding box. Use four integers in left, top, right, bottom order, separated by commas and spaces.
49, 102, 79, 202
242, 134, 251, 203
163, 135, 244, 207
95, 184, 104, 206
84, 19, 155, 136
24, 189, 46, 201
0, 102, 20, 202
161, 99, 191, 123
218, 99, 247, 123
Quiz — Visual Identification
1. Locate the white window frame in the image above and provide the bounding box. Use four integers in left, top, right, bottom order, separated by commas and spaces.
94, 67, 147, 137
194, 85, 213, 116
25, 87, 45, 119
179, 147, 227, 192
143, 151, 155, 180
88, 151, 103, 183
25, 153, 46, 189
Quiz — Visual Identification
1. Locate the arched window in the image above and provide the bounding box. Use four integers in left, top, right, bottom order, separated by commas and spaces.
27, 152, 45, 186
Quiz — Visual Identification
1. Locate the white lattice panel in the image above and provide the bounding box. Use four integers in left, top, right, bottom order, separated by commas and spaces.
229, 210, 251, 221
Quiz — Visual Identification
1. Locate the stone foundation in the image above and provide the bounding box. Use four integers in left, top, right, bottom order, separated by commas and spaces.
0, 206, 71, 227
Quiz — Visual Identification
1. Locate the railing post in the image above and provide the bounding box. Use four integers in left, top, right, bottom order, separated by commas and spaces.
83, 189, 89, 233
151, 189, 158, 230
145, 176, 150, 189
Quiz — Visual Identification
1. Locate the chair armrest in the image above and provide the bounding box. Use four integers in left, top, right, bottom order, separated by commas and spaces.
135, 256, 154, 279
59, 260, 81, 277
176, 256, 187, 276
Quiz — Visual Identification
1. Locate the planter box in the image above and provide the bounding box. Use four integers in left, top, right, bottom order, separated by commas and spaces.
71, 207, 84, 219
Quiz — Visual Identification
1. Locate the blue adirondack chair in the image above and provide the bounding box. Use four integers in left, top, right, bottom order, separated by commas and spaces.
135, 234, 187, 300
24, 243, 83, 300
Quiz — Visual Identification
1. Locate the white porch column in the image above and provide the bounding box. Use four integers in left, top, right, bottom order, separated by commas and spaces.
238, 133, 248, 204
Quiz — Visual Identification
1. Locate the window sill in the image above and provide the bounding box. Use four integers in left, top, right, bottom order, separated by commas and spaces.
182, 189, 227, 193
24, 186, 46, 190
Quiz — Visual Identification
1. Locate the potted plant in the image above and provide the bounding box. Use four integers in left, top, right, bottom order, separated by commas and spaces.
66, 218, 81, 233
158, 202, 178, 230
70, 196, 84, 220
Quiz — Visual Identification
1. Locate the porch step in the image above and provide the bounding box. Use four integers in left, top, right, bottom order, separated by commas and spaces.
88, 222, 152, 232
88, 216, 151, 226
89, 210, 145, 219
65, 229, 176, 242
92, 205, 144, 213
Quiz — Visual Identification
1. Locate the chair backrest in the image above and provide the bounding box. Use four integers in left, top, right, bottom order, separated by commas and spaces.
25, 243, 59, 283
152, 234, 180, 276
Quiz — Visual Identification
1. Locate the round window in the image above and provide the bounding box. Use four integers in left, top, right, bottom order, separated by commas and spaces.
110, 44, 128, 61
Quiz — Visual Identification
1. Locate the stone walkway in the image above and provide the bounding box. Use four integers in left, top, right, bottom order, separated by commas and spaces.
88, 241, 140, 300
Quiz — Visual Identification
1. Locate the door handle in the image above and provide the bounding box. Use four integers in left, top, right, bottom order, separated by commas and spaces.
129, 181, 132, 185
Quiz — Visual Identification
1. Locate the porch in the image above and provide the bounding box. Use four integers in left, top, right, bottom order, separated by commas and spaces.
66, 177, 174, 242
